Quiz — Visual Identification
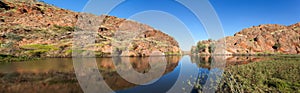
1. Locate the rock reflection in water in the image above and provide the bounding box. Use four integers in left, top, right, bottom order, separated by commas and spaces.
190, 55, 270, 69
98, 56, 181, 90
0, 56, 181, 93
0, 56, 269, 93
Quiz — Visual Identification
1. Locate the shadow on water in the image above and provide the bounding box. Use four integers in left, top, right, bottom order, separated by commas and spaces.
0, 55, 272, 93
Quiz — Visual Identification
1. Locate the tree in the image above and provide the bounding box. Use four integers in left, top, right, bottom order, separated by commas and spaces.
196, 42, 206, 53
208, 43, 216, 53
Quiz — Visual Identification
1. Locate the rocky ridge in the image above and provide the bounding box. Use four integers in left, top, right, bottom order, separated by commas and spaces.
0, 0, 180, 57
194, 23, 300, 55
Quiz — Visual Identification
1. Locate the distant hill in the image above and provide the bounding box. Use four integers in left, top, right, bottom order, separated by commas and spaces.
0, 0, 181, 57
193, 22, 300, 55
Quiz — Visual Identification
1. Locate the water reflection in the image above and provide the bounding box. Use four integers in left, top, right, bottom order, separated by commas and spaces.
98, 56, 181, 90
190, 55, 270, 93
0, 56, 181, 93
190, 56, 270, 69
0, 56, 270, 93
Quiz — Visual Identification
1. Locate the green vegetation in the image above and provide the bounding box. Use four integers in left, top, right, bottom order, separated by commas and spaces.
53, 25, 75, 32
194, 56, 300, 92
196, 43, 206, 52
0, 42, 14, 48
140, 38, 169, 47
3, 7, 17, 13
208, 43, 216, 53
0, 54, 37, 62
21, 44, 58, 50
164, 51, 181, 56
249, 38, 258, 42
192, 41, 217, 54
113, 47, 127, 54
64, 49, 73, 56
129, 43, 138, 51
95, 51, 105, 57
64, 49, 97, 56
5, 33, 23, 41
217, 56, 300, 92
21, 44, 58, 57
256, 51, 276, 56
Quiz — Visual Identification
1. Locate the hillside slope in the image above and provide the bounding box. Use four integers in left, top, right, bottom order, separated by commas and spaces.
193, 23, 300, 55
0, 0, 180, 57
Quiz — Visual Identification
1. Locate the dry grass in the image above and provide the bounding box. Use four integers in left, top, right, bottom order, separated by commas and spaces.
218, 56, 300, 92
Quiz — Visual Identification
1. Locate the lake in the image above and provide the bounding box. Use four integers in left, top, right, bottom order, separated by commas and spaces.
0, 56, 271, 93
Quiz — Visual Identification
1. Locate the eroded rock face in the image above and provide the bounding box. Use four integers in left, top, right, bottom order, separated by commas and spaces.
0, 0, 180, 57
195, 23, 300, 55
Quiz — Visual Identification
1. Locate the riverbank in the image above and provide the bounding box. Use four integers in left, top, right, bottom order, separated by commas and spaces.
0, 53, 297, 63
0, 54, 38, 63
218, 56, 300, 92
0, 52, 182, 63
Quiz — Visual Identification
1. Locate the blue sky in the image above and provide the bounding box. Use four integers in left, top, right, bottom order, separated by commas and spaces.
41, 0, 300, 50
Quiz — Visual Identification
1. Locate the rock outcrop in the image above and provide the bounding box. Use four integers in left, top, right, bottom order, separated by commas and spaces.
0, 0, 180, 57
194, 23, 300, 55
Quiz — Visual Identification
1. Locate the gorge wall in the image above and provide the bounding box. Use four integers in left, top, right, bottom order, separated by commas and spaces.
193, 23, 300, 55
0, 0, 181, 57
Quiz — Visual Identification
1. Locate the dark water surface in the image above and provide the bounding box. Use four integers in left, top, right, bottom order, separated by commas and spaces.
0, 56, 269, 93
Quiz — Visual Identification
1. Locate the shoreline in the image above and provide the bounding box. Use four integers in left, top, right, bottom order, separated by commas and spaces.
1, 53, 299, 63
189, 53, 300, 56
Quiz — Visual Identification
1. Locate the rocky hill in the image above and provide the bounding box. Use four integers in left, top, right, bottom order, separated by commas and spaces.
0, 0, 180, 57
193, 22, 300, 55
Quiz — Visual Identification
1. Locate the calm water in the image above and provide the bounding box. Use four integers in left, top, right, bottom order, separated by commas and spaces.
0, 56, 269, 93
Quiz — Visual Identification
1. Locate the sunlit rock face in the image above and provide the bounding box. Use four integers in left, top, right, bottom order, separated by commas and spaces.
194, 23, 300, 55
0, 0, 180, 57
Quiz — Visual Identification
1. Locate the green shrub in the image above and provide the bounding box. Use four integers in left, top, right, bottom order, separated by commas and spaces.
208, 43, 216, 53
196, 42, 206, 53
21, 44, 58, 57
215, 58, 300, 92
0, 42, 14, 48
164, 52, 179, 56
95, 51, 104, 57
5, 33, 23, 41
64, 49, 87, 56
21, 44, 58, 50
65, 49, 72, 55
53, 25, 75, 32
0, 54, 37, 62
